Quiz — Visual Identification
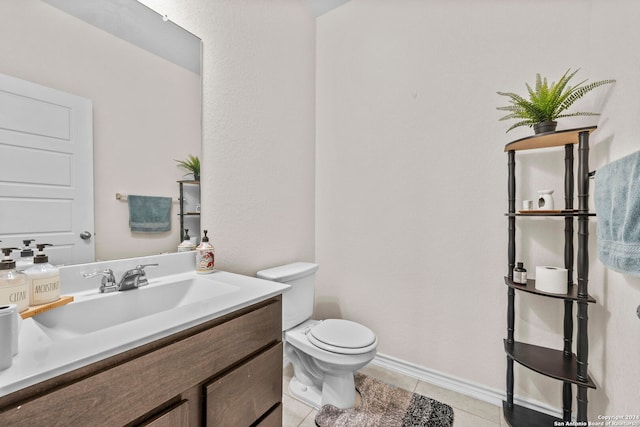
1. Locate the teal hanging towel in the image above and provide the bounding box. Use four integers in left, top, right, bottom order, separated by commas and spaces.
594, 150, 640, 276
128, 195, 172, 233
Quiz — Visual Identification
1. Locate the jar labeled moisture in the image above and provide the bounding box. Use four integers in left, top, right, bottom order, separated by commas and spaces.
28, 274, 60, 306
24, 244, 60, 306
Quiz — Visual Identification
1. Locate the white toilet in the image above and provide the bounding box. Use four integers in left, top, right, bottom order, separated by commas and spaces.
257, 262, 377, 410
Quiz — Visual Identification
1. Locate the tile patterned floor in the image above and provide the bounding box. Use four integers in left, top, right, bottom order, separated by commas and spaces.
282, 363, 507, 427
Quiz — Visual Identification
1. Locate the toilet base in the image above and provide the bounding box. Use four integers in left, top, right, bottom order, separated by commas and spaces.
289, 376, 323, 409
321, 371, 356, 409
289, 373, 357, 410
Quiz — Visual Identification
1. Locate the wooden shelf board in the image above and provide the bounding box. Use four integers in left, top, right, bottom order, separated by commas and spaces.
502, 401, 561, 427
504, 340, 596, 388
504, 277, 596, 303
20, 295, 74, 319
504, 126, 597, 152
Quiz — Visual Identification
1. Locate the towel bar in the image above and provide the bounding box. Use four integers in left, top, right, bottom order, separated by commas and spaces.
116, 192, 179, 202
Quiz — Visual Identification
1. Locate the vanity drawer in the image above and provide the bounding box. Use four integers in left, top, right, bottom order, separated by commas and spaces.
256, 404, 283, 427
140, 400, 189, 427
205, 342, 283, 426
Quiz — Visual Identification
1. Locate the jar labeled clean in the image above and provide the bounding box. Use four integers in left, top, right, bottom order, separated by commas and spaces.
0, 248, 28, 313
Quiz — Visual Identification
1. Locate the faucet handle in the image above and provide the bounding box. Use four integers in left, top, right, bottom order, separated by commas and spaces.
82, 268, 115, 280
83, 269, 117, 293
134, 263, 158, 287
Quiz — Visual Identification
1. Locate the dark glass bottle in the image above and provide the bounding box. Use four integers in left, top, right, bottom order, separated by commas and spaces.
514, 262, 527, 284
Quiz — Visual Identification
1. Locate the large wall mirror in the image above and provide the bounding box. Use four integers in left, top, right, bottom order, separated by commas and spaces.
0, 0, 202, 265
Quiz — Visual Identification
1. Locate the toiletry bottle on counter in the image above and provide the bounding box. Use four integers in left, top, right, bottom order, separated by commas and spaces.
196, 230, 215, 274
0, 304, 18, 370
16, 239, 35, 272
513, 262, 527, 284
0, 248, 28, 313
24, 244, 60, 306
178, 229, 196, 252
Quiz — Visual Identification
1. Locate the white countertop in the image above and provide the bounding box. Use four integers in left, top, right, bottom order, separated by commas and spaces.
0, 253, 288, 398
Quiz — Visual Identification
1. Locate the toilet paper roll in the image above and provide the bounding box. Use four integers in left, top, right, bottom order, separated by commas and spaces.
0, 304, 16, 370
535, 266, 568, 294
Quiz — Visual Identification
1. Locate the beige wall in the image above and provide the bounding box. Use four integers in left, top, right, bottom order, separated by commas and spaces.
0, 0, 202, 261
316, 0, 639, 418
140, 0, 317, 276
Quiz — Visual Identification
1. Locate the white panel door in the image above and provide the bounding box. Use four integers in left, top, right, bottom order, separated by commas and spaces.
0, 73, 94, 265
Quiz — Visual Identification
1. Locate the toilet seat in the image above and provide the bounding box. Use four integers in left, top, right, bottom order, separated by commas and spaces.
307, 319, 377, 355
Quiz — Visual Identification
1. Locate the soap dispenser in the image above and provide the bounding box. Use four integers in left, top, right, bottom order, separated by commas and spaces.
0, 247, 29, 313
16, 239, 35, 272
178, 229, 196, 252
24, 244, 60, 306
195, 230, 215, 274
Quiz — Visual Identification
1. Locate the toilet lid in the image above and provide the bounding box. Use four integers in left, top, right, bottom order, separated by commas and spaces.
308, 319, 377, 354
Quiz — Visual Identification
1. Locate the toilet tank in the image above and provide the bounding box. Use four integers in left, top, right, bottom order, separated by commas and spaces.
256, 262, 319, 331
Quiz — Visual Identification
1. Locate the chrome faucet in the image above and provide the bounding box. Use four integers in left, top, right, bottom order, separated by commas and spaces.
83, 269, 117, 293
117, 264, 158, 291
83, 264, 158, 293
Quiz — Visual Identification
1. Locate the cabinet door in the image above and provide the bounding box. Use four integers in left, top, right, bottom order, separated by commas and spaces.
256, 404, 282, 427
140, 400, 189, 427
205, 343, 282, 426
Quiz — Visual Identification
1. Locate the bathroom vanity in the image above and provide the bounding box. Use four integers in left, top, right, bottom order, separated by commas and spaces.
0, 252, 287, 426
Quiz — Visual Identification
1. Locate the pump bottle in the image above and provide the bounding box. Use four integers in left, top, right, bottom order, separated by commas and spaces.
0, 247, 29, 313
16, 239, 35, 272
24, 244, 60, 306
178, 229, 196, 252
196, 230, 215, 274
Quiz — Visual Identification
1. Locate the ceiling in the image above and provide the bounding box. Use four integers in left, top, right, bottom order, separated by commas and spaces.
43, 0, 201, 73
301, 0, 351, 17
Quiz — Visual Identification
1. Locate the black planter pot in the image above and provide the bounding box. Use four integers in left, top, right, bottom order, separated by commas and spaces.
533, 120, 558, 134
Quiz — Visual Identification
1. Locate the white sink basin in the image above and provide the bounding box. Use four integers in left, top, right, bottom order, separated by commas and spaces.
0, 253, 290, 399
33, 276, 239, 339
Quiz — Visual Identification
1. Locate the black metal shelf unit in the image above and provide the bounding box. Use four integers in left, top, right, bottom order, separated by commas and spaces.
178, 180, 200, 243
503, 126, 597, 425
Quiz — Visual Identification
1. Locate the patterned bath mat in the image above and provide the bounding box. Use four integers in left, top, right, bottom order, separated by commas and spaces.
315, 373, 454, 427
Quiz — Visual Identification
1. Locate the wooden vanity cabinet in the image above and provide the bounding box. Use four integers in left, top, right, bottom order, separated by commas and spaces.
0, 296, 283, 427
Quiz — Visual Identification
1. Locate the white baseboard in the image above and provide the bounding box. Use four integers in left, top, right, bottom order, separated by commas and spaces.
371, 352, 563, 419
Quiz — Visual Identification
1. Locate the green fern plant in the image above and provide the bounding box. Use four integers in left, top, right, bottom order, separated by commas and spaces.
497, 69, 615, 133
175, 154, 200, 179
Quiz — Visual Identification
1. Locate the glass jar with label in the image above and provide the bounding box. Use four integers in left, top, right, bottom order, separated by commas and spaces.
513, 262, 527, 285
24, 244, 60, 306
0, 248, 28, 313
